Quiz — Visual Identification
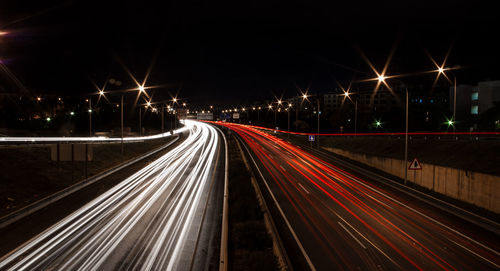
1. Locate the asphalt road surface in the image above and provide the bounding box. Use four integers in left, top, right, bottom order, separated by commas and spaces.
0, 120, 225, 270
220, 122, 499, 271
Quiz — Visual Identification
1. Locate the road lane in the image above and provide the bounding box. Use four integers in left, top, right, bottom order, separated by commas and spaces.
0, 120, 224, 270
220, 122, 499, 271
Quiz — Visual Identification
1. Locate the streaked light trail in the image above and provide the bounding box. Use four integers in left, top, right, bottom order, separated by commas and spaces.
0, 120, 223, 270
218, 122, 499, 270
0, 126, 190, 143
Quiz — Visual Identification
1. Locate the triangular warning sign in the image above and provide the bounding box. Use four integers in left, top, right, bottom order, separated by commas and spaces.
408, 158, 422, 170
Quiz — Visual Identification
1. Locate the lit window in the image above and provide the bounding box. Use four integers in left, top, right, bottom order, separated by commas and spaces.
471, 105, 478, 115
471, 92, 479, 101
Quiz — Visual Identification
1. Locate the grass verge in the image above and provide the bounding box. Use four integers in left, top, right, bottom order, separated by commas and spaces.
227, 135, 279, 271
0, 138, 171, 217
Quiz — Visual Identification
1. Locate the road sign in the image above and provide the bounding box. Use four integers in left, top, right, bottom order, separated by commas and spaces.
308, 135, 315, 142
408, 158, 422, 170
232, 113, 240, 119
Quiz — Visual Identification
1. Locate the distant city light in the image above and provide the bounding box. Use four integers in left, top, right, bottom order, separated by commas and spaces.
37, 97, 42, 101
99, 90, 104, 96
88, 109, 92, 113
139, 85, 145, 92
46, 117, 51, 122
377, 75, 386, 82
447, 120, 454, 126
70, 112, 75, 116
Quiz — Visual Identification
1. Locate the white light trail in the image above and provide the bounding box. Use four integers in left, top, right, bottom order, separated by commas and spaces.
0, 120, 221, 270
0, 125, 190, 143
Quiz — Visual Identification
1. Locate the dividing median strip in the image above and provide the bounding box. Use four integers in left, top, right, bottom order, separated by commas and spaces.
212, 126, 229, 271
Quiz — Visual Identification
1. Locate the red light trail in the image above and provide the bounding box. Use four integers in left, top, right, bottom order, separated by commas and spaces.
214, 121, 499, 270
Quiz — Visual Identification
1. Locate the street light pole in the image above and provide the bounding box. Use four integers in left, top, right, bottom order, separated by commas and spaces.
274, 109, 277, 127
139, 107, 142, 136
89, 97, 92, 136
404, 88, 408, 185
121, 95, 124, 158
287, 107, 290, 139
453, 75, 457, 133
161, 104, 164, 134
317, 97, 320, 149
354, 100, 358, 135
296, 98, 299, 132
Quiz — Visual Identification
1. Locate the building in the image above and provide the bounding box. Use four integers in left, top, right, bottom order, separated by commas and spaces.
323, 88, 400, 114
451, 80, 500, 119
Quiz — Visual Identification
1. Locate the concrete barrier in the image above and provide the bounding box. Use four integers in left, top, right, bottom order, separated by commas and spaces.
323, 147, 500, 214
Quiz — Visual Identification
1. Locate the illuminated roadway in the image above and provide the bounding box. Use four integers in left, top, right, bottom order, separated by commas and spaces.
0, 120, 225, 270
219, 122, 499, 271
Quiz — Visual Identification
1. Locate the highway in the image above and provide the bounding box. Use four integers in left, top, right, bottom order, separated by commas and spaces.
219, 122, 500, 271
0, 120, 225, 270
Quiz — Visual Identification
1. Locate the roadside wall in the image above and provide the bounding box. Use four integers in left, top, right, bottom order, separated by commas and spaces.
323, 147, 500, 214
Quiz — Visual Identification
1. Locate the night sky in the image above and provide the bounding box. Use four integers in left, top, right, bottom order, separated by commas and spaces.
1, 0, 499, 104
